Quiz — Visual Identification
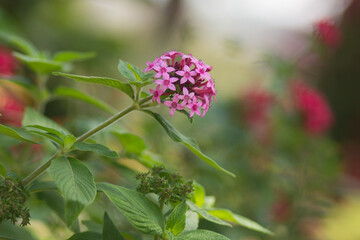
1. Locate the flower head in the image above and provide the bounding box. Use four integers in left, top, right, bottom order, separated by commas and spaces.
314, 20, 342, 48
291, 80, 333, 135
145, 51, 215, 117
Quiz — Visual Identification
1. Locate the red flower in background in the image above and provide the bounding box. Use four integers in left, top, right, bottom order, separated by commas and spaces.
0, 47, 16, 77
0, 88, 24, 127
291, 81, 333, 135
314, 20, 342, 49
241, 87, 273, 143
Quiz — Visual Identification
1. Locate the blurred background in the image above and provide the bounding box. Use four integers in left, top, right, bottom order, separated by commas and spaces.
1, 0, 360, 239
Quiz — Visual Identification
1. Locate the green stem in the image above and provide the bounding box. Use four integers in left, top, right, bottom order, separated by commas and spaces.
22, 151, 59, 186
154, 200, 165, 240
76, 104, 137, 142
22, 97, 153, 186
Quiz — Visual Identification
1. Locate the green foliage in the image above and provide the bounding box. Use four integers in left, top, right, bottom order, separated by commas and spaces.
97, 182, 165, 235
165, 201, 187, 236
27, 181, 58, 193
22, 107, 71, 135
50, 157, 97, 225
0, 164, 6, 178
14, 52, 63, 75
142, 110, 235, 177
53, 72, 135, 99
112, 132, 147, 155
0, 31, 39, 57
0, 123, 37, 144
53, 51, 96, 62
118, 59, 153, 87
72, 142, 119, 158
67, 231, 102, 240
102, 212, 125, 240
175, 230, 230, 240
186, 200, 231, 227
54, 87, 117, 114
208, 209, 274, 235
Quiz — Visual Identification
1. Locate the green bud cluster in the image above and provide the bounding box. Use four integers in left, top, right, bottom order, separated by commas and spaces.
0, 177, 30, 226
136, 166, 194, 204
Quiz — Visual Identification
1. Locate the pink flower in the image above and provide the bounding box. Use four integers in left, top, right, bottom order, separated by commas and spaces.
178, 87, 194, 105
291, 80, 333, 135
155, 76, 178, 92
0, 88, 24, 127
240, 87, 273, 144
164, 95, 184, 116
153, 61, 175, 79
314, 20, 342, 48
187, 98, 202, 117
146, 51, 215, 117
176, 65, 196, 84
144, 61, 156, 72
0, 47, 17, 77
149, 85, 163, 104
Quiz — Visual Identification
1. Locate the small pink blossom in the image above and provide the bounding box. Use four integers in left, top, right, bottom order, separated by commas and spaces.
187, 98, 202, 117
176, 65, 196, 84
153, 61, 175, 79
164, 95, 184, 116
149, 85, 163, 104
178, 87, 194, 105
155, 76, 178, 92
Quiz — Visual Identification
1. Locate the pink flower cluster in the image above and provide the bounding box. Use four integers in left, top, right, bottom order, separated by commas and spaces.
0, 47, 16, 77
145, 51, 216, 117
314, 20, 342, 48
291, 81, 333, 135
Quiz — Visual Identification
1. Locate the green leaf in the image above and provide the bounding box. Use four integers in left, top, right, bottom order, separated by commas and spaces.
53, 51, 96, 62
65, 200, 85, 227
24, 125, 65, 146
186, 201, 231, 227
97, 182, 164, 235
54, 87, 117, 114
191, 183, 205, 208
0, 31, 39, 57
28, 181, 58, 193
0, 123, 37, 144
102, 212, 125, 240
22, 107, 71, 135
112, 132, 146, 155
207, 209, 273, 235
118, 60, 153, 87
53, 72, 134, 99
0, 163, 6, 177
14, 52, 63, 74
67, 231, 101, 240
64, 135, 77, 150
176, 230, 230, 240
142, 110, 235, 177
24, 125, 65, 138
50, 156, 96, 205
166, 201, 187, 236
117, 60, 140, 82
73, 142, 119, 158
